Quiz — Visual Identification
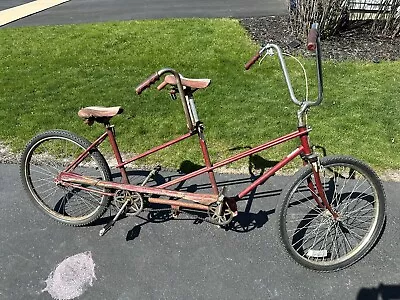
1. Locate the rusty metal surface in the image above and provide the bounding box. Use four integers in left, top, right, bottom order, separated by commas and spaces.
60, 172, 218, 205
147, 197, 209, 211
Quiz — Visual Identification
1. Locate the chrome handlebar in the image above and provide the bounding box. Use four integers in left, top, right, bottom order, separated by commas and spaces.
247, 23, 323, 125
137, 24, 323, 129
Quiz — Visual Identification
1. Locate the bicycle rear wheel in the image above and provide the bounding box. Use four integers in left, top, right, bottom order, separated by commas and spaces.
278, 155, 386, 271
20, 130, 112, 226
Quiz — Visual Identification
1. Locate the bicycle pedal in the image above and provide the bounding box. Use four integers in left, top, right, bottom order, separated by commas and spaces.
99, 223, 113, 236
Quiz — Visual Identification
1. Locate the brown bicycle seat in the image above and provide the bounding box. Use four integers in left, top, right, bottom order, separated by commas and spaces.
78, 106, 123, 125
157, 75, 211, 91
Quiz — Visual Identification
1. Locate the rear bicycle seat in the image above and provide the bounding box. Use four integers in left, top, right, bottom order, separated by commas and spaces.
78, 106, 123, 125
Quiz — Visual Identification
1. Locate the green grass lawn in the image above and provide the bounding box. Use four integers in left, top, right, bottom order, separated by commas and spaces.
1, 18, 399, 171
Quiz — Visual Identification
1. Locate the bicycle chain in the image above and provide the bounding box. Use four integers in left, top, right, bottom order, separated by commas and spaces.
138, 205, 221, 225
62, 184, 228, 225
108, 184, 232, 226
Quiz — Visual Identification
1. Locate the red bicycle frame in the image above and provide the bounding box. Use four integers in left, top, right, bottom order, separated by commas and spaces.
59, 123, 313, 213
60, 26, 337, 217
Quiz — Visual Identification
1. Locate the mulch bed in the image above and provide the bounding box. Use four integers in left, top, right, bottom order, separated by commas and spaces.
240, 16, 400, 62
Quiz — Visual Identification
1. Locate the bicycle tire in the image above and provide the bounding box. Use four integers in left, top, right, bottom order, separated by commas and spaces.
278, 155, 386, 271
20, 130, 112, 226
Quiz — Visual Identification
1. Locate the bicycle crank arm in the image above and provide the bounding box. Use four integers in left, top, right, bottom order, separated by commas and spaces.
99, 223, 113, 237
99, 196, 132, 237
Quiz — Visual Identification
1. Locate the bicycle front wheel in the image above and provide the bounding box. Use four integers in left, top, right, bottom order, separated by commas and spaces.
278, 155, 386, 271
20, 130, 112, 226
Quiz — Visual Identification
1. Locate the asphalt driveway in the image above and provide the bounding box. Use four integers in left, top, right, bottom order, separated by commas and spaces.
2, 0, 287, 27
2, 1, 400, 299
1, 163, 400, 299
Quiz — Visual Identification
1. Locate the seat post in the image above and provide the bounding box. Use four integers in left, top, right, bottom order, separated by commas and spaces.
105, 124, 130, 184
185, 89, 200, 126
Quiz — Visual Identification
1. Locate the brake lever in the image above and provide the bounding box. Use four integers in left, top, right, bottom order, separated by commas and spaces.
259, 47, 274, 65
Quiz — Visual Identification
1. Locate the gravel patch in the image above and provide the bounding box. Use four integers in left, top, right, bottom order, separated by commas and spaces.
0, 142, 19, 164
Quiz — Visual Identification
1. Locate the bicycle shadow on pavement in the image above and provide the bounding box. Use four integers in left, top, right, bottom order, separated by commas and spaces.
357, 284, 400, 300
115, 144, 347, 240
175, 157, 283, 234
106, 151, 296, 241
125, 207, 274, 242
123, 183, 279, 239
227, 146, 280, 178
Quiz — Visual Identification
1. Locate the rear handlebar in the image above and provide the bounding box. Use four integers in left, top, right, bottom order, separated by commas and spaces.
135, 73, 160, 95
135, 68, 195, 131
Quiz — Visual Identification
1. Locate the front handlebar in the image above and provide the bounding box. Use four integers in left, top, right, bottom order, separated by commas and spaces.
245, 52, 261, 70
244, 23, 323, 112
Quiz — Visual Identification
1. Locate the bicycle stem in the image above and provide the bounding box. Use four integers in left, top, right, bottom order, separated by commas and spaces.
156, 68, 194, 131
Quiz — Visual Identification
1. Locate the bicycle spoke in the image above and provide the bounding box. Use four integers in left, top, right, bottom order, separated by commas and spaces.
342, 202, 375, 218
22, 132, 111, 224
287, 214, 325, 234
291, 217, 329, 249
291, 184, 324, 211
279, 157, 385, 270
30, 165, 58, 178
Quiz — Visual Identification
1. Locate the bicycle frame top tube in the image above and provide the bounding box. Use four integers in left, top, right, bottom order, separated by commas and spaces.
114, 124, 310, 195
63, 124, 311, 201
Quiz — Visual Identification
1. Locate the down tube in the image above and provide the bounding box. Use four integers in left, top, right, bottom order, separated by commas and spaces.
159, 129, 309, 189
237, 146, 304, 199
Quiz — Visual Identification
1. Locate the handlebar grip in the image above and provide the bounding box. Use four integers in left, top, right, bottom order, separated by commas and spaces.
307, 28, 318, 52
157, 81, 168, 91
244, 52, 261, 70
135, 72, 160, 95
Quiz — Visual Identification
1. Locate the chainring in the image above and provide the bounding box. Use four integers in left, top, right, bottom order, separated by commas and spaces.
207, 201, 234, 226
114, 190, 144, 216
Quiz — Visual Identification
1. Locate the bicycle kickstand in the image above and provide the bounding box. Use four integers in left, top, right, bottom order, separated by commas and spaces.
99, 165, 161, 237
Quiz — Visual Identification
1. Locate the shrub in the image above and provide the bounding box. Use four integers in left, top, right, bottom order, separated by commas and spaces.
289, 0, 400, 39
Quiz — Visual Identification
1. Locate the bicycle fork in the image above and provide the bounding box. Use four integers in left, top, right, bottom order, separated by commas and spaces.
299, 128, 338, 219
301, 155, 339, 224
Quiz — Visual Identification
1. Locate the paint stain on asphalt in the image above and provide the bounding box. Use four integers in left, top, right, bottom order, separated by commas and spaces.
43, 251, 96, 300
